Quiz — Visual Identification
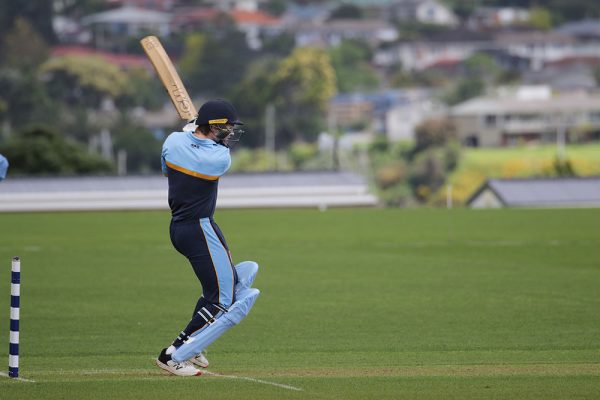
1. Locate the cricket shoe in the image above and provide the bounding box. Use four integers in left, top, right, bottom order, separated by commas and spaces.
156, 348, 202, 376
189, 352, 209, 369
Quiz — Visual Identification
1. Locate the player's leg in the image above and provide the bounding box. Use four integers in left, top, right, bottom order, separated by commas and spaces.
171, 219, 259, 363
156, 221, 209, 376
171, 287, 260, 363
161, 218, 238, 366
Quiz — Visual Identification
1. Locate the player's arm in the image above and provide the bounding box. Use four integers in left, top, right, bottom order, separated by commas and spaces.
161, 144, 168, 177
207, 145, 231, 177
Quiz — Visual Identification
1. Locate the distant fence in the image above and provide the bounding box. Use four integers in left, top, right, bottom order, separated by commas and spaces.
0, 172, 378, 212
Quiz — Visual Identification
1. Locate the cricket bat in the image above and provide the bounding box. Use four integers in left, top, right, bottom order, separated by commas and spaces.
140, 35, 197, 120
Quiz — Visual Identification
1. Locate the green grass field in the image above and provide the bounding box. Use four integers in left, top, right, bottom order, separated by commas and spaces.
0, 208, 599, 399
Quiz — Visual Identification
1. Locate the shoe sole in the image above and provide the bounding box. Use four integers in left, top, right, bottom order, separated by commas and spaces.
155, 359, 202, 376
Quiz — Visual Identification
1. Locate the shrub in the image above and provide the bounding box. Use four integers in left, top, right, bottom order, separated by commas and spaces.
0, 126, 113, 175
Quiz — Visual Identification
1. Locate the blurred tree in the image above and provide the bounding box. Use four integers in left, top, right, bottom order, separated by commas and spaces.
263, 0, 287, 16
593, 66, 600, 86
53, 0, 108, 16
464, 53, 501, 82
179, 32, 207, 93
328, 4, 364, 20
529, 6, 553, 31
229, 57, 280, 148
178, 19, 253, 97
444, 1, 477, 20
261, 32, 296, 57
288, 142, 319, 169
441, 53, 499, 105
1, 17, 49, 72
0, 126, 113, 175
40, 55, 129, 108
39, 55, 132, 143
271, 47, 337, 145
329, 39, 379, 93
0, 0, 56, 43
0, 68, 54, 132
412, 118, 457, 155
408, 149, 446, 202
116, 67, 165, 111
0, 18, 53, 132
442, 78, 484, 106
112, 116, 162, 174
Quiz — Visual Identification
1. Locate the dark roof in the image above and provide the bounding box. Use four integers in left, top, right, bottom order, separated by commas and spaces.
557, 19, 600, 38
467, 177, 600, 207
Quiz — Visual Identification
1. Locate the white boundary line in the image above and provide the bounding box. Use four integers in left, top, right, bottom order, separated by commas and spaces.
203, 371, 303, 392
0, 371, 36, 382
0, 368, 301, 390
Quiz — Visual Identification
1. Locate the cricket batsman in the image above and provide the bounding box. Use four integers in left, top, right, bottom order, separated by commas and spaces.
0, 153, 8, 181
156, 99, 260, 376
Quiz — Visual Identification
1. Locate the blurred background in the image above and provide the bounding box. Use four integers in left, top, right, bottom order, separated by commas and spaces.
1, 0, 599, 209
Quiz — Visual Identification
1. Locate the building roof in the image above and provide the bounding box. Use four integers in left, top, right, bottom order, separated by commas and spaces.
494, 31, 575, 45
172, 7, 219, 25
557, 19, 600, 38
51, 46, 151, 70
230, 9, 281, 26
467, 177, 600, 207
452, 90, 600, 116
82, 5, 171, 25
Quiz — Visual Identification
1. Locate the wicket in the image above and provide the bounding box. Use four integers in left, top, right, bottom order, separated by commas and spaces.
9, 256, 20, 378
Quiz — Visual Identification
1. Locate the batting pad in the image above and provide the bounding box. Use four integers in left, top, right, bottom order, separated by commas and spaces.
234, 261, 259, 292
172, 287, 260, 363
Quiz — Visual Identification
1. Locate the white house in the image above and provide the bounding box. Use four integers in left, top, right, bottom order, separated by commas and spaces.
328, 89, 444, 142
451, 86, 600, 147
494, 31, 600, 71
388, 0, 458, 26
468, 7, 530, 30
289, 19, 398, 48
203, 0, 265, 12
374, 32, 492, 70
385, 89, 445, 141
81, 6, 172, 39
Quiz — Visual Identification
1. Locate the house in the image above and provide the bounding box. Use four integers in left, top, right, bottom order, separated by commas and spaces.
171, 7, 220, 33
329, 89, 443, 141
281, 3, 332, 25
230, 9, 283, 49
557, 19, 600, 40
522, 62, 598, 92
467, 178, 600, 208
81, 5, 172, 49
385, 89, 445, 141
171, 7, 281, 49
288, 19, 398, 48
53, 15, 91, 44
374, 30, 492, 70
451, 86, 600, 147
203, 0, 265, 12
468, 7, 530, 31
105, 0, 176, 12
388, 0, 458, 26
493, 31, 600, 71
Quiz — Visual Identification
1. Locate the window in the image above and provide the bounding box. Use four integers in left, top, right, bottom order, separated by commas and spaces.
484, 114, 497, 127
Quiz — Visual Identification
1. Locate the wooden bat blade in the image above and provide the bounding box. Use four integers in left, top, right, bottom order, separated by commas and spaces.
140, 35, 196, 120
